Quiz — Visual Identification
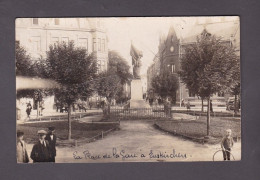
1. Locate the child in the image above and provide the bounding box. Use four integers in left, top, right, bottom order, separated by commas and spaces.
221, 129, 234, 160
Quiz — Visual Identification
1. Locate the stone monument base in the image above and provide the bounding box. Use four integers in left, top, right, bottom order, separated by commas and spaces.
130, 99, 150, 108
130, 79, 150, 108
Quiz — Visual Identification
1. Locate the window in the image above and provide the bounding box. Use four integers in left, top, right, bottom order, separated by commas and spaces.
98, 38, 101, 51
54, 18, 60, 25
79, 19, 86, 28
32, 18, 38, 25
97, 60, 106, 73
171, 64, 175, 73
167, 64, 175, 73
78, 38, 88, 50
31, 37, 41, 52
93, 38, 97, 51
102, 39, 105, 52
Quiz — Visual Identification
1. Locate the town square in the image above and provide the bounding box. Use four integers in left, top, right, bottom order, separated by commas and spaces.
16, 17, 241, 163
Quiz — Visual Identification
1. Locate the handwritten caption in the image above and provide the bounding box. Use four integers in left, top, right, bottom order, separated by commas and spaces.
73, 148, 188, 160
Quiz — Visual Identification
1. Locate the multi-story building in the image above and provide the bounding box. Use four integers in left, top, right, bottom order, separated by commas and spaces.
147, 17, 240, 107
16, 18, 109, 113
147, 25, 184, 103
16, 18, 108, 72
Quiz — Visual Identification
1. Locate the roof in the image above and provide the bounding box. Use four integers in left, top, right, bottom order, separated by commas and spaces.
181, 20, 239, 44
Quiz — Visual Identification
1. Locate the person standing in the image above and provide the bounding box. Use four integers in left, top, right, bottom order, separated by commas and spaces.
30, 130, 51, 163
17, 131, 29, 163
26, 107, 31, 118
27, 101, 32, 110
45, 127, 57, 162
40, 101, 45, 116
186, 101, 191, 111
221, 129, 234, 161
26, 101, 32, 119
181, 99, 185, 107
164, 98, 171, 118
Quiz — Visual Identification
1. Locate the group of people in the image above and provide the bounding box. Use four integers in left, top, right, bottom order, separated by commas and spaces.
17, 126, 57, 163
185, 99, 214, 112
25, 101, 45, 119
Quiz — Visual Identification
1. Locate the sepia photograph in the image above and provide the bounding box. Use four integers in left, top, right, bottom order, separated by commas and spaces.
15, 16, 241, 163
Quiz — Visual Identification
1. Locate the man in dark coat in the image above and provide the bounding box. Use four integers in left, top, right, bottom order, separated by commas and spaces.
45, 127, 57, 162
30, 130, 51, 163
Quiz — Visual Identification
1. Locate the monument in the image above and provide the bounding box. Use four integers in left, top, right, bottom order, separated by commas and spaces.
130, 43, 150, 108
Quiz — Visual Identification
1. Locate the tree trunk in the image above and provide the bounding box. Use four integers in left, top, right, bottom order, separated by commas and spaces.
107, 99, 111, 118
207, 98, 210, 136
68, 104, 72, 140
201, 98, 204, 112
234, 94, 238, 115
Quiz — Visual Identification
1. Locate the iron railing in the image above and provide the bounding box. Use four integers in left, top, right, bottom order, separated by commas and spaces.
109, 107, 171, 120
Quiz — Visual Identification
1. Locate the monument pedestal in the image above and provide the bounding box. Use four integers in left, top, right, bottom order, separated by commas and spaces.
130, 79, 150, 108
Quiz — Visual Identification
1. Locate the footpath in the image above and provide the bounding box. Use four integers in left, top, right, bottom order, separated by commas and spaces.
17, 108, 103, 124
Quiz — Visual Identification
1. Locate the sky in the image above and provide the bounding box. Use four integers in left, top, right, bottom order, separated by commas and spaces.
103, 17, 194, 76
103, 17, 238, 76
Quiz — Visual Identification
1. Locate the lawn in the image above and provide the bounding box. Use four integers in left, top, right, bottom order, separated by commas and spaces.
17, 121, 119, 146
155, 116, 241, 144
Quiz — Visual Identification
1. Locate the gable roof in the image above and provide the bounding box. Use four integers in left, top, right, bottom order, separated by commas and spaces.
181, 20, 239, 44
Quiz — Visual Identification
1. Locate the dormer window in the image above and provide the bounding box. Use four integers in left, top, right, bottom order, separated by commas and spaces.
55, 18, 60, 25
32, 18, 38, 25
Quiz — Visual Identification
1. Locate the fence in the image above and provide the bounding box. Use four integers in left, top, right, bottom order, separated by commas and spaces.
27, 112, 103, 122
110, 107, 170, 120
109, 107, 240, 120
57, 124, 120, 147
75, 125, 120, 146
172, 110, 241, 118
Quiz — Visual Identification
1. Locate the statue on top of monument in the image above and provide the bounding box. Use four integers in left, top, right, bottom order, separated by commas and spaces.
130, 43, 143, 79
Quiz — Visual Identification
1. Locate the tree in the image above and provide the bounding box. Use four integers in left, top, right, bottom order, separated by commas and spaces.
16, 43, 35, 99
46, 41, 97, 140
30, 57, 54, 117
16, 44, 53, 117
107, 50, 132, 84
95, 51, 132, 117
151, 70, 179, 103
179, 29, 239, 136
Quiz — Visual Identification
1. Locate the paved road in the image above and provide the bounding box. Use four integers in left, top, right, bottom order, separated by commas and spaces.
50, 120, 241, 163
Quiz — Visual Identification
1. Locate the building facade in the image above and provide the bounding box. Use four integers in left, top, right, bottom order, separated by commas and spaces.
147, 17, 240, 106
16, 18, 109, 113
16, 18, 108, 72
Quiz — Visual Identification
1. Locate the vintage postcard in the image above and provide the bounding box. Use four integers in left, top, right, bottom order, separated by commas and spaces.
16, 17, 241, 163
